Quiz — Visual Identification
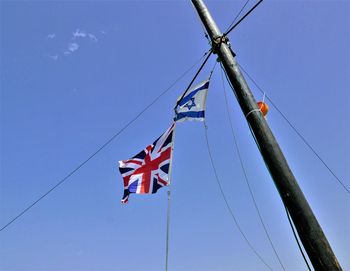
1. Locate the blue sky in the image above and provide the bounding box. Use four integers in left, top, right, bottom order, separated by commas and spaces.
0, 1, 349, 270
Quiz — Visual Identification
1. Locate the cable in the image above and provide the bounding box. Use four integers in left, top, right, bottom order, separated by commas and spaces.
238, 63, 350, 195
225, 0, 251, 33
190, 0, 210, 42
203, 123, 273, 271
174, 50, 212, 109
285, 207, 312, 271
0, 51, 211, 233
220, 68, 286, 270
225, 0, 264, 36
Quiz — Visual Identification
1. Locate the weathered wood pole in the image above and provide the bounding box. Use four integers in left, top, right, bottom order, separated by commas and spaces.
191, 0, 342, 270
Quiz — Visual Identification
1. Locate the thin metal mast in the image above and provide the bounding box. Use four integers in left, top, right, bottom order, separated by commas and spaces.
190, 0, 342, 270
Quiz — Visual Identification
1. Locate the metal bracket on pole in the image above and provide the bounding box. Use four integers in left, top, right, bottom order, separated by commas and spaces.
211, 35, 235, 57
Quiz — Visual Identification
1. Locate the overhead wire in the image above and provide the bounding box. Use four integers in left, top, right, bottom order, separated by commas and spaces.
237, 63, 350, 195
220, 68, 286, 270
0, 50, 211, 233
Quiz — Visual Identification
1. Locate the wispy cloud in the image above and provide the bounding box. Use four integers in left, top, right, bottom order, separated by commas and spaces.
47, 33, 56, 39
72, 28, 98, 42
68, 42, 79, 52
46, 28, 102, 60
48, 55, 58, 60
88, 33, 98, 42
73, 29, 87, 39
64, 43, 80, 55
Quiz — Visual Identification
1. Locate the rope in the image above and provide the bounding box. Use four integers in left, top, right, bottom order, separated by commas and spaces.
224, 0, 264, 36
220, 62, 314, 270
225, 0, 251, 34
208, 58, 218, 81
285, 207, 312, 271
246, 117, 314, 271
246, 108, 262, 119
0, 51, 210, 233
238, 63, 350, 195
220, 68, 286, 270
203, 122, 273, 271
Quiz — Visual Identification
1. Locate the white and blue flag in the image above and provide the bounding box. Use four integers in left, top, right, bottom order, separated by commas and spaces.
174, 79, 210, 123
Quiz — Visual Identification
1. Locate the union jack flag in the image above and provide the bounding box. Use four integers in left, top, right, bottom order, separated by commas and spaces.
118, 123, 175, 203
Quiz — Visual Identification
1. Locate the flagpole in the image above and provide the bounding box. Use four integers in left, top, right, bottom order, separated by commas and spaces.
165, 121, 176, 271
190, 0, 342, 270
165, 189, 171, 271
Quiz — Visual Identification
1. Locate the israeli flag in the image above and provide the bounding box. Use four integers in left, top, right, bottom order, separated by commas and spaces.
174, 79, 210, 123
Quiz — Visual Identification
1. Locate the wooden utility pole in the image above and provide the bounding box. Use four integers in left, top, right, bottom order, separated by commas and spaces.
191, 0, 342, 270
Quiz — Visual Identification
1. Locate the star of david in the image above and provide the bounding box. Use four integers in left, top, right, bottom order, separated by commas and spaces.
184, 98, 196, 110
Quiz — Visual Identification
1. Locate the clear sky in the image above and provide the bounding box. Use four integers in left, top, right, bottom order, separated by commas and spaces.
0, 0, 349, 270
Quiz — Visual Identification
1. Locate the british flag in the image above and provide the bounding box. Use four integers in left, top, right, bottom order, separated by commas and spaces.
118, 123, 175, 203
